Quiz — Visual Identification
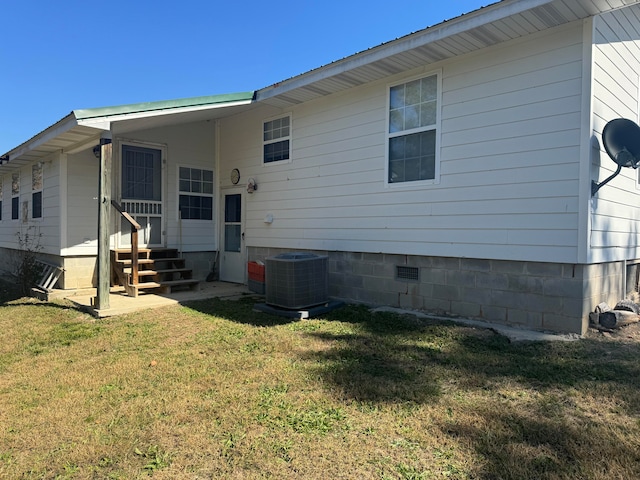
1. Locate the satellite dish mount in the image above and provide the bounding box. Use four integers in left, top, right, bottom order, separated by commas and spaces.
592, 118, 640, 196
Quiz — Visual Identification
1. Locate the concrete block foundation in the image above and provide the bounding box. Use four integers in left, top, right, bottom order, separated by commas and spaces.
248, 247, 637, 335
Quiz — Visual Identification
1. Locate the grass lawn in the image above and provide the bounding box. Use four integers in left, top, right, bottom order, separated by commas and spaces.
1, 282, 639, 479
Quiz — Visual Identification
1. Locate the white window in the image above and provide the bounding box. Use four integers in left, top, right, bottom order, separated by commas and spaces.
11, 172, 19, 220
32, 163, 43, 219
263, 115, 291, 163
178, 166, 213, 220
387, 72, 440, 184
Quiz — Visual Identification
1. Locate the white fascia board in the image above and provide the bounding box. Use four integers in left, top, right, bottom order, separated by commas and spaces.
5, 113, 78, 159
257, 0, 555, 100
76, 98, 254, 130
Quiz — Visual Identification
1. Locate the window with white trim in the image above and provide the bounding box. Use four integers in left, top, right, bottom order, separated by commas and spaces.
11, 172, 19, 220
32, 163, 43, 219
263, 115, 291, 163
388, 73, 439, 184
178, 166, 213, 220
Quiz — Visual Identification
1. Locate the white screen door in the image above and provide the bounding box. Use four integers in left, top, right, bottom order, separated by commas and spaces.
219, 190, 245, 283
119, 145, 164, 247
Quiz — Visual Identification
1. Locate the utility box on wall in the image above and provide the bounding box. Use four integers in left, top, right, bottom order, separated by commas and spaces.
265, 253, 328, 309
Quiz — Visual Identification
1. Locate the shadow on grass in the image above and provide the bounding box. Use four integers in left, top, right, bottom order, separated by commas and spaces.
308, 304, 640, 478
0, 278, 23, 305
315, 304, 640, 399
183, 296, 299, 327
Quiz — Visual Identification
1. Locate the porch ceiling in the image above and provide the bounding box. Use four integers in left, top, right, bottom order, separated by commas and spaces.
256, 0, 640, 108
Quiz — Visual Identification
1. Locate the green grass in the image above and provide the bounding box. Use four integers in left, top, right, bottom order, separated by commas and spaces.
0, 283, 639, 479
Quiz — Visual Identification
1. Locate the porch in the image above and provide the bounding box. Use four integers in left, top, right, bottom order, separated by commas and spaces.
50, 281, 251, 318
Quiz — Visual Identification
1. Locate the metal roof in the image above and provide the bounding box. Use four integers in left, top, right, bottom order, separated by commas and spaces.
256, 0, 640, 107
74, 91, 255, 120
3, 0, 639, 166
0, 92, 255, 168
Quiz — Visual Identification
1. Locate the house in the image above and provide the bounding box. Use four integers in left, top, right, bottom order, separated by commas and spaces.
2, 0, 640, 334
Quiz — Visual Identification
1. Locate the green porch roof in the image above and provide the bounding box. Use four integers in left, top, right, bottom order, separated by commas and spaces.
74, 91, 255, 120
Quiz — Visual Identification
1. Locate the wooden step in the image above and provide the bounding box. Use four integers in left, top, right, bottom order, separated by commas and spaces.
111, 247, 197, 297
158, 279, 200, 294
117, 259, 156, 266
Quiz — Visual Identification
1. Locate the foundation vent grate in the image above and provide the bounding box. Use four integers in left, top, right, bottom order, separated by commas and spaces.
396, 266, 419, 281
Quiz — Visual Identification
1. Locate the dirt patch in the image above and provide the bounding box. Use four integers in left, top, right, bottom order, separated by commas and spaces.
586, 320, 640, 342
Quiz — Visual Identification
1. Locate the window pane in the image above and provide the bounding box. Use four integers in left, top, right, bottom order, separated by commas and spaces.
203, 182, 213, 194
389, 110, 404, 133
179, 179, 190, 192
203, 170, 213, 182
179, 167, 189, 180
421, 76, 437, 101
405, 105, 420, 130
405, 79, 421, 106
388, 130, 436, 183
420, 101, 437, 126
12, 197, 19, 219
32, 191, 42, 219
264, 140, 290, 163
122, 146, 161, 201
225, 225, 241, 252
149, 217, 162, 244
390, 84, 405, 109
225, 194, 241, 223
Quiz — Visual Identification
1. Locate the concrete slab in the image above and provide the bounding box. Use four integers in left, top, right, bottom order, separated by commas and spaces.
372, 306, 581, 342
63, 282, 252, 318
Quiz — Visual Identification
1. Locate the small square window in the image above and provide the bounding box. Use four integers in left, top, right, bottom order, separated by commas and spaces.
263, 115, 291, 163
178, 166, 214, 220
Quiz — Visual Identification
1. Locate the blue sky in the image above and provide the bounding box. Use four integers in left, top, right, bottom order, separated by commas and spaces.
1, 0, 488, 154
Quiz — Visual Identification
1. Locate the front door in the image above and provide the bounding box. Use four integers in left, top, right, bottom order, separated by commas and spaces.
119, 144, 164, 248
219, 189, 245, 283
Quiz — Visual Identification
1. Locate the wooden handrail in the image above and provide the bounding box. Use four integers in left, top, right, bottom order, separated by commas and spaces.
111, 200, 140, 285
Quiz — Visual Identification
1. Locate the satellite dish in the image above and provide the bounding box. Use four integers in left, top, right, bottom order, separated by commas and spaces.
602, 118, 640, 168
592, 118, 640, 196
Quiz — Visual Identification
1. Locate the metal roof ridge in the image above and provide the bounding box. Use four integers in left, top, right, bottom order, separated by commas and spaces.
74, 91, 255, 120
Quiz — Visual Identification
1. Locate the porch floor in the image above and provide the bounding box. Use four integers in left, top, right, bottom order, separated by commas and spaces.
58, 281, 252, 318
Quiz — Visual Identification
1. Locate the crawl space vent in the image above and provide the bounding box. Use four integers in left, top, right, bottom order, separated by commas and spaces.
266, 253, 328, 309
396, 266, 419, 281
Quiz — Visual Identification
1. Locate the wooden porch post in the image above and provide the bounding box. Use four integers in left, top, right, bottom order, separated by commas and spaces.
96, 139, 112, 310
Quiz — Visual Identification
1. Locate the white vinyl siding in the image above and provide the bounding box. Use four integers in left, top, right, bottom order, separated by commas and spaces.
590, 5, 640, 263
63, 149, 99, 255
219, 21, 584, 264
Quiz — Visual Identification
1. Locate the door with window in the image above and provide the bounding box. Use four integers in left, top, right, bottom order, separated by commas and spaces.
118, 145, 164, 248
219, 189, 245, 283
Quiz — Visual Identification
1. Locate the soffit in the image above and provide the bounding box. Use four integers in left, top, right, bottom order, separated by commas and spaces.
257, 0, 640, 108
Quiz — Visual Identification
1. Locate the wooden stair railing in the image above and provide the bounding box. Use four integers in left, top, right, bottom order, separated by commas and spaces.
111, 200, 141, 290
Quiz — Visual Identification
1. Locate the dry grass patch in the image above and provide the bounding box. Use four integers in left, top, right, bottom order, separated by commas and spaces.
0, 285, 639, 479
